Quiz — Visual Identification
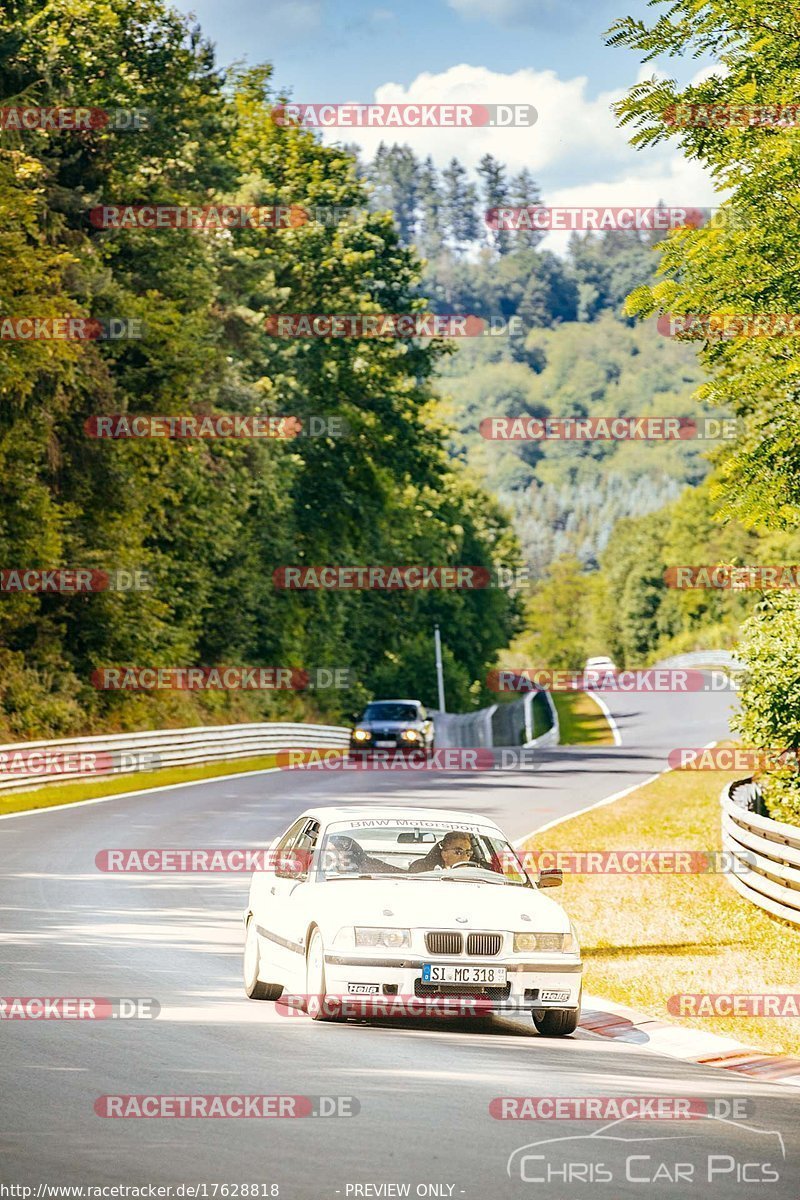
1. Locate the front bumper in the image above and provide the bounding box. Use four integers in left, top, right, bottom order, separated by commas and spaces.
322, 954, 583, 1012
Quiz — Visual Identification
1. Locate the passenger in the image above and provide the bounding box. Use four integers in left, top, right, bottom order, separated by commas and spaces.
407, 830, 474, 873
324, 834, 403, 876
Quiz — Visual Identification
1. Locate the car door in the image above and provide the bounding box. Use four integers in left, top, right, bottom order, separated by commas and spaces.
249, 817, 306, 979
263, 818, 320, 985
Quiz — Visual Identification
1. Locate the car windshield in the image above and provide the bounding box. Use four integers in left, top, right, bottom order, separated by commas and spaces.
362, 703, 420, 723
316, 822, 531, 886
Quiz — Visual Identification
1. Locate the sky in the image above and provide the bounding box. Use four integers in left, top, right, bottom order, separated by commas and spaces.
177, 0, 722, 245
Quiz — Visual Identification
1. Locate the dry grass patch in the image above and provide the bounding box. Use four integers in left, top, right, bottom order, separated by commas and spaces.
522, 766, 800, 1056
552, 690, 615, 745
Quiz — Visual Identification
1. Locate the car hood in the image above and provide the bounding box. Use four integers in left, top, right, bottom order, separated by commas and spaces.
314, 877, 570, 932
359, 720, 423, 730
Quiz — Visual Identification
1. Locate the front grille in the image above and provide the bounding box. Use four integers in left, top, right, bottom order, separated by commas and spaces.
425, 931, 463, 955
466, 932, 502, 956
415, 979, 511, 1001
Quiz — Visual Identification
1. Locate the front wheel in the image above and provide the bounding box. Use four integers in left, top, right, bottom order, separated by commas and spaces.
305, 928, 343, 1021
243, 918, 283, 1001
532, 1006, 580, 1037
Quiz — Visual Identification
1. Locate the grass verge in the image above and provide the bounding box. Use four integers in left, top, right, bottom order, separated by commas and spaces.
552, 690, 615, 746
521, 764, 800, 1057
0, 754, 285, 816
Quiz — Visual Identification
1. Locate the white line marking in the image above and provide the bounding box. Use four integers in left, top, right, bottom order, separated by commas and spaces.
583, 690, 621, 746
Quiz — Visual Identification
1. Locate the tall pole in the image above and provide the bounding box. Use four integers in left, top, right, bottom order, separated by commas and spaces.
434, 624, 446, 712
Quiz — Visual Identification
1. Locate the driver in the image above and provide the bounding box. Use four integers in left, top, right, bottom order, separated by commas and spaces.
407, 830, 474, 873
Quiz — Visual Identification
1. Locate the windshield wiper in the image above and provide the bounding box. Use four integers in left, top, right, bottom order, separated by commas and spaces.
324, 872, 379, 880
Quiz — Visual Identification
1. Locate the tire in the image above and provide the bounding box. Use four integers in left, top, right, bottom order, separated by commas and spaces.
532, 1006, 580, 1037
243, 917, 283, 1001
305, 927, 343, 1021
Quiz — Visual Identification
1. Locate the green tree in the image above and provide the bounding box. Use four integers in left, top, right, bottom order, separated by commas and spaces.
477, 153, 510, 256
513, 557, 591, 671
610, 0, 800, 813
441, 158, 479, 252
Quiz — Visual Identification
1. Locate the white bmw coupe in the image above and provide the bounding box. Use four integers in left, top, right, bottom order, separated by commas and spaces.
243, 805, 582, 1035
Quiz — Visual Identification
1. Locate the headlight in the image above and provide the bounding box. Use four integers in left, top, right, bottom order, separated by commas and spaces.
354, 927, 411, 948
400, 729, 420, 741
513, 932, 578, 952
352, 729, 371, 742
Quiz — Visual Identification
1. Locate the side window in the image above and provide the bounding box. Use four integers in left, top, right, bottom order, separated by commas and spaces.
293, 821, 320, 879
275, 818, 306, 854
276, 819, 319, 879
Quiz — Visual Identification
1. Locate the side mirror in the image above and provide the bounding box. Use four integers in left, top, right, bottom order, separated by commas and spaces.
537, 868, 563, 888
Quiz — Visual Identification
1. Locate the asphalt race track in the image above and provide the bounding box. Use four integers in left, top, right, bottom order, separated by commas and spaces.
2, 679, 798, 1198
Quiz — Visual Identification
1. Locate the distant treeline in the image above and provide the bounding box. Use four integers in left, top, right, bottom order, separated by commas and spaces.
0, 0, 522, 739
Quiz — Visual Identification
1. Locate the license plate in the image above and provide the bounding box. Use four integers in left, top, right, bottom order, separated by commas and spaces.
540, 989, 571, 1003
375, 740, 396, 748
422, 964, 507, 985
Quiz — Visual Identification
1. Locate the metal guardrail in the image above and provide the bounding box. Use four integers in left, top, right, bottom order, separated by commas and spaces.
431, 707, 495, 749
432, 687, 559, 751
655, 650, 745, 671
0, 684, 560, 796
721, 779, 800, 926
0, 722, 350, 794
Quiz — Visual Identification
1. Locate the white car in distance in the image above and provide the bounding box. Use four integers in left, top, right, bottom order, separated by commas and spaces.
584, 656, 618, 675
243, 805, 582, 1035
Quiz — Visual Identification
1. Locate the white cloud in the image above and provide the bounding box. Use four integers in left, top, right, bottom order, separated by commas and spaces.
541, 156, 721, 254
321, 62, 721, 203
689, 63, 729, 86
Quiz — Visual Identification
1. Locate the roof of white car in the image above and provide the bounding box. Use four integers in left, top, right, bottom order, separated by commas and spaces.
364, 699, 422, 705
303, 805, 502, 830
